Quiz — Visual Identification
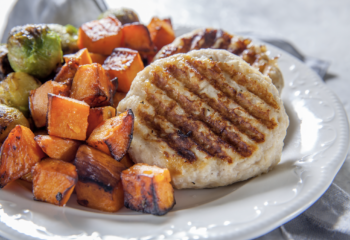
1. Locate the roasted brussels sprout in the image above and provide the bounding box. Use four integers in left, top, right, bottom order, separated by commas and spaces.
98, 8, 139, 25
0, 44, 13, 80
0, 72, 41, 116
48, 24, 79, 54
0, 104, 30, 143
7, 24, 63, 78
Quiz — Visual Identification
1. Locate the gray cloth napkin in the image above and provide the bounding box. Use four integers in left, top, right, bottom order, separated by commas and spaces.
1, 1, 348, 240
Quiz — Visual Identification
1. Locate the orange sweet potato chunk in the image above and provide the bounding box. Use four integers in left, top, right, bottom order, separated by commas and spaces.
121, 163, 175, 215
122, 23, 155, 53
112, 92, 127, 108
0, 125, 45, 187
78, 16, 123, 55
32, 159, 77, 206
63, 48, 92, 66
54, 59, 79, 87
87, 109, 134, 161
29, 80, 70, 128
74, 145, 125, 212
71, 63, 113, 107
89, 52, 108, 65
47, 94, 90, 141
103, 48, 144, 93
87, 106, 116, 138
148, 17, 175, 50
35, 135, 82, 162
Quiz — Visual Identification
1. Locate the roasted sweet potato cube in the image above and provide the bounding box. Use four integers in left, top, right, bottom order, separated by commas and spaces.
47, 94, 90, 141
87, 109, 134, 160
87, 106, 116, 138
120, 153, 134, 168
74, 145, 125, 212
29, 80, 70, 128
148, 17, 175, 50
54, 59, 79, 87
32, 159, 77, 206
35, 135, 82, 162
70, 63, 113, 107
121, 23, 155, 53
121, 163, 175, 215
89, 52, 108, 65
76, 181, 124, 212
63, 48, 92, 66
78, 16, 123, 55
112, 92, 127, 108
103, 48, 144, 93
0, 125, 45, 187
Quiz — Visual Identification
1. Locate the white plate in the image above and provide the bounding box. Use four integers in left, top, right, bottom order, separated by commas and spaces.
0, 42, 349, 240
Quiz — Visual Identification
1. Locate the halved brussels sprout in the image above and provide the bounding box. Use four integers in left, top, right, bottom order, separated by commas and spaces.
0, 104, 30, 143
98, 8, 139, 25
7, 24, 63, 79
48, 24, 79, 54
0, 72, 41, 116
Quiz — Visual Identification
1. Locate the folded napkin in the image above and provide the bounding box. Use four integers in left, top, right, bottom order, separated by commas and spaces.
1, 1, 348, 240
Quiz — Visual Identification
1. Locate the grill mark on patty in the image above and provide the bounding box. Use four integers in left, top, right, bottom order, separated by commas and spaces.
150, 68, 255, 157
165, 62, 265, 143
217, 62, 279, 110
187, 59, 277, 129
144, 87, 235, 162
138, 109, 198, 163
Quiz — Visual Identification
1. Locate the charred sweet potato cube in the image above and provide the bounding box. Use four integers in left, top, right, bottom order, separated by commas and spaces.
120, 153, 134, 168
70, 63, 113, 107
148, 17, 175, 50
29, 80, 70, 128
35, 135, 82, 162
74, 145, 125, 212
121, 163, 175, 215
103, 48, 144, 93
56, 49, 93, 87
112, 92, 127, 108
0, 125, 45, 187
89, 52, 108, 65
32, 159, 77, 206
121, 23, 155, 53
47, 94, 90, 141
54, 59, 79, 87
63, 48, 92, 66
78, 16, 123, 55
87, 109, 134, 160
87, 106, 116, 138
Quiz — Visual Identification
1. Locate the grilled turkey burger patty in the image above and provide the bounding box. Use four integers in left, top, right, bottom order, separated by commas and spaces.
118, 49, 289, 189
153, 28, 284, 94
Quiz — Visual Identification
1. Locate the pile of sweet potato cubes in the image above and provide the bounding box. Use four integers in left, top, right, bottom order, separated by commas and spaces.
0, 15, 177, 215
